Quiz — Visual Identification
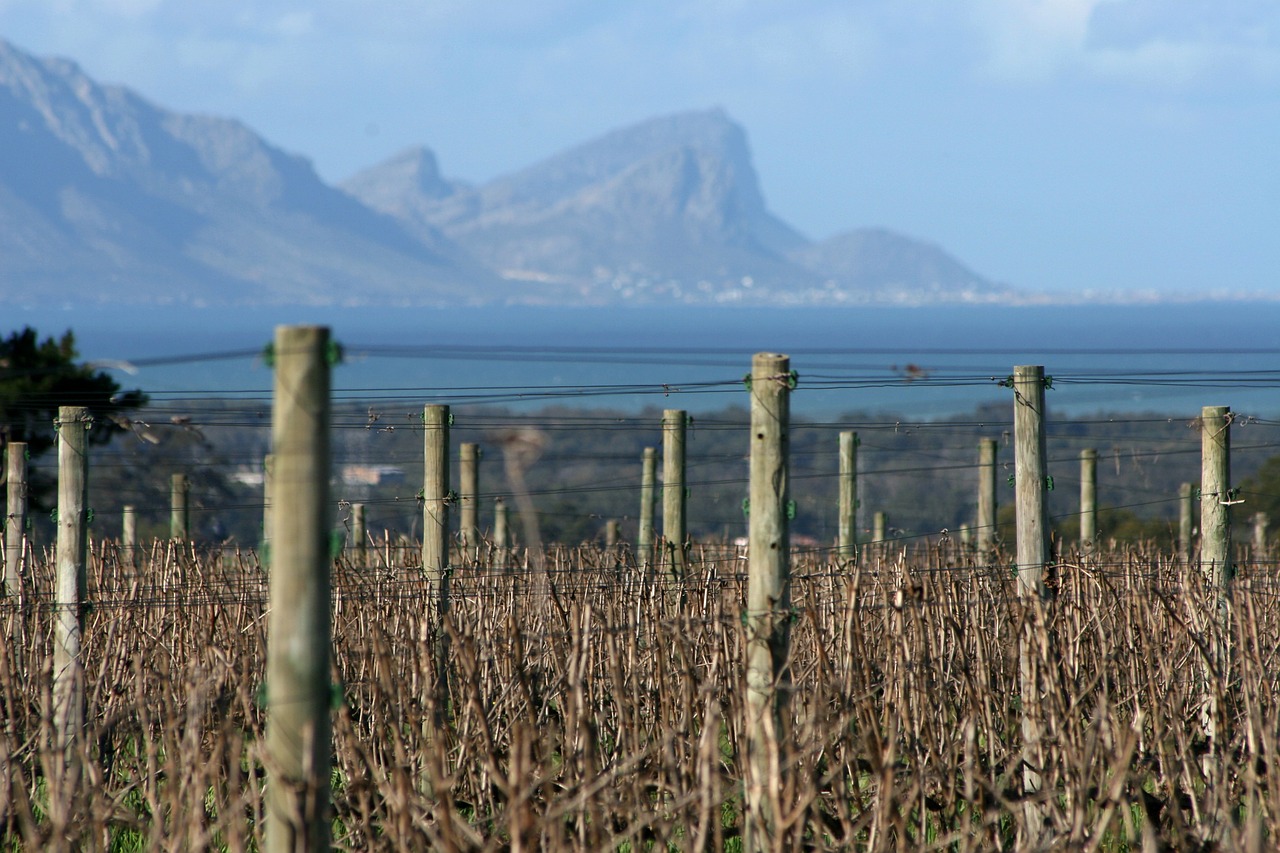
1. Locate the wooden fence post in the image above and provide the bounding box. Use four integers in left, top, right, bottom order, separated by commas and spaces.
53, 407, 90, 762
351, 503, 366, 568
1253, 512, 1269, 560
422, 404, 450, 603
121, 505, 137, 571
662, 409, 687, 582
459, 442, 480, 563
838, 431, 858, 564
638, 447, 656, 573
744, 353, 793, 853
1198, 404, 1232, 836
1179, 482, 1194, 566
170, 473, 189, 541
977, 438, 998, 563
1080, 448, 1098, 555
1199, 406, 1232, 588
872, 511, 887, 544
493, 497, 509, 564
265, 325, 333, 853
605, 519, 619, 549
262, 454, 274, 562
5, 441, 27, 595
1013, 364, 1050, 843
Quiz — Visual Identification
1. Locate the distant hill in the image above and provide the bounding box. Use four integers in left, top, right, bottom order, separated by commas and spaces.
1, 38, 1011, 307
0, 39, 508, 306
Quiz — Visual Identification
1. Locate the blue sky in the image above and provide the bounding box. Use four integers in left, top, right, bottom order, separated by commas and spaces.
2, 1, 1277, 296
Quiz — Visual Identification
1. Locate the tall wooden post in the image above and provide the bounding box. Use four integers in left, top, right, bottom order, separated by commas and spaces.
838, 431, 858, 563
1013, 365, 1050, 842
662, 409, 687, 581
1080, 448, 1098, 555
262, 454, 274, 561
121, 505, 137, 571
1179, 482, 1195, 566
54, 407, 90, 754
872, 511, 887, 544
459, 442, 480, 563
351, 503, 367, 568
744, 353, 793, 853
493, 497, 509, 563
170, 473, 189, 540
422, 405, 450, 603
5, 441, 27, 595
1199, 406, 1232, 588
977, 438, 998, 563
605, 519, 619, 549
1252, 512, 1269, 560
637, 447, 657, 573
265, 325, 333, 853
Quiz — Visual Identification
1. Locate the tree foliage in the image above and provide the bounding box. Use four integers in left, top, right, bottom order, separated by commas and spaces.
1, 327, 148, 504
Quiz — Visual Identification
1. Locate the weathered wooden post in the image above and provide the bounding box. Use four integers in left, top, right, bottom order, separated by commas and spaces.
262, 453, 274, 561
1253, 512, 1269, 560
459, 442, 480, 563
662, 409, 688, 582
1200, 406, 1232, 589
1080, 448, 1098, 555
170, 473, 189, 540
422, 404, 450, 603
1179, 482, 1195, 566
1198, 405, 1232, 835
493, 497, 509, 564
1013, 365, 1051, 842
351, 503, 367, 568
605, 519, 619, 549
977, 438, 998, 563
744, 353, 793, 853
637, 447, 656, 573
265, 325, 333, 853
4, 441, 27, 595
872, 511, 887, 544
121, 505, 137, 571
838, 431, 858, 563
54, 407, 90, 755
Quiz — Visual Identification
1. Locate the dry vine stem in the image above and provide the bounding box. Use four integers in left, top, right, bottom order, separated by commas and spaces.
0, 537, 1277, 850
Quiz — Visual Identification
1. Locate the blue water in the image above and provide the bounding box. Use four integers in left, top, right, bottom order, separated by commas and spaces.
9, 301, 1280, 419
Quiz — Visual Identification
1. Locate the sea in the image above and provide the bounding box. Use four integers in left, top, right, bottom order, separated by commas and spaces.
8, 301, 1280, 420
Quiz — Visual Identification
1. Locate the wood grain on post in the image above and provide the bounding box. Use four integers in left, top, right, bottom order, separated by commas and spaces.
1012, 365, 1051, 844
422, 405, 450, 603
1080, 448, 1098, 555
265, 326, 333, 853
837, 431, 857, 563
54, 408, 89, 756
744, 353, 792, 853
5, 441, 27, 595
662, 409, 687, 581
1200, 406, 1232, 588
170, 473, 189, 540
459, 442, 479, 563
637, 447, 656, 573
977, 438, 997, 563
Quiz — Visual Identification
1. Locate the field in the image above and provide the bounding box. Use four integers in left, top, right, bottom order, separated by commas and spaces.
3, 534, 1278, 851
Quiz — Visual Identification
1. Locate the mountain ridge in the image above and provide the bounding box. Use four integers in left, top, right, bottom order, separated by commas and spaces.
1, 38, 1012, 307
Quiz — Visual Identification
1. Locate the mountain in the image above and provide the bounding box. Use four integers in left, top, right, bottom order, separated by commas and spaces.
1, 38, 1010, 307
344, 110, 1008, 304
790, 228, 1008, 304
0, 39, 509, 306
